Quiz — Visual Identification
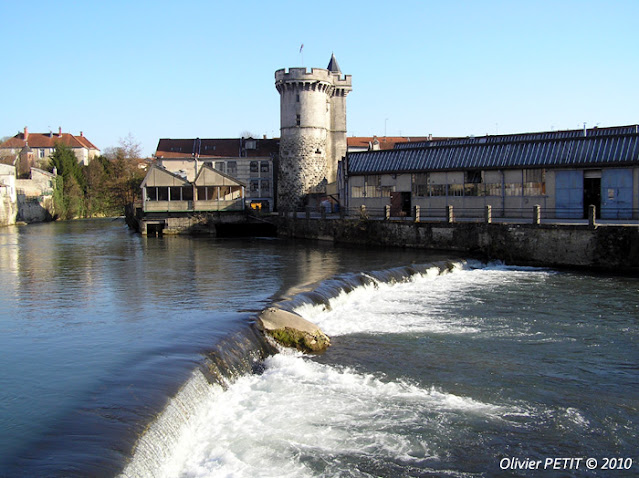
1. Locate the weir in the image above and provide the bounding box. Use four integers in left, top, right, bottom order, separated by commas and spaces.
117, 260, 466, 477
118, 325, 277, 478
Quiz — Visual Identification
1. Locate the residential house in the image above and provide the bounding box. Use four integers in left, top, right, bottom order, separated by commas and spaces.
0, 127, 100, 174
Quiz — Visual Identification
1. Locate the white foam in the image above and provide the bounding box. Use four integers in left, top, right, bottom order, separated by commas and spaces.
163, 353, 523, 478
294, 263, 554, 339
119, 369, 223, 478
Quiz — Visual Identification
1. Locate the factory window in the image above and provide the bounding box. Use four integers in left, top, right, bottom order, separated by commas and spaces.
465, 170, 482, 184
380, 186, 395, 197
215, 162, 225, 173
250, 180, 260, 195
523, 169, 545, 195
261, 180, 270, 193
250, 161, 258, 173
428, 184, 447, 196
227, 161, 237, 176
449, 184, 464, 197
483, 183, 502, 196
260, 161, 270, 173
157, 187, 169, 201
352, 186, 365, 198
169, 187, 183, 201
412, 173, 429, 197
182, 186, 193, 201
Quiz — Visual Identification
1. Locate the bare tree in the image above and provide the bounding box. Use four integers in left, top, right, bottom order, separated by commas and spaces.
104, 133, 143, 160
240, 130, 257, 139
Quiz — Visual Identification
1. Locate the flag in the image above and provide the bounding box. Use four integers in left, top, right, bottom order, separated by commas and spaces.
299, 44, 304, 53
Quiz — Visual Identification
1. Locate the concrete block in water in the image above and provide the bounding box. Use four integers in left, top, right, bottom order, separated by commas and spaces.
257, 307, 331, 353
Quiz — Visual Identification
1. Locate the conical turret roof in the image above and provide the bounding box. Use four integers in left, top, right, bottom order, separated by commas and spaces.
327, 53, 341, 73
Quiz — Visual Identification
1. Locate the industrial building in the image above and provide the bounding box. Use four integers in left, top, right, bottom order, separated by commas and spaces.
341, 125, 639, 220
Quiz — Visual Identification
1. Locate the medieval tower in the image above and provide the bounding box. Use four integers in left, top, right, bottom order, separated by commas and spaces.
275, 54, 352, 209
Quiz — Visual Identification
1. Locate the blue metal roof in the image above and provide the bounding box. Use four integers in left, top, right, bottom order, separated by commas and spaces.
348, 125, 639, 174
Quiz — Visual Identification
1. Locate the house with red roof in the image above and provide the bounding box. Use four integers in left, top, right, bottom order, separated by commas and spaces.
0, 127, 100, 175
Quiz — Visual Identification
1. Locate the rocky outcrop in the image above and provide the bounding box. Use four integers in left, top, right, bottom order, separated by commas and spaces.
257, 307, 331, 353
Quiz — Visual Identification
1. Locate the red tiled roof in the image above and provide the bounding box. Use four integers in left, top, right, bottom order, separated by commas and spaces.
0, 132, 99, 151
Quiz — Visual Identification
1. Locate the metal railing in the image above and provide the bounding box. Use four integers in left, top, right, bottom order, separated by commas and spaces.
279, 204, 639, 226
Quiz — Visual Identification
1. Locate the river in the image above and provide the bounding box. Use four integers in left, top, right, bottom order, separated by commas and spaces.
0, 219, 637, 477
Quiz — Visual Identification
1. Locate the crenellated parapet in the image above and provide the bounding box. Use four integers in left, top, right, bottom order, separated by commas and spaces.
275, 68, 352, 97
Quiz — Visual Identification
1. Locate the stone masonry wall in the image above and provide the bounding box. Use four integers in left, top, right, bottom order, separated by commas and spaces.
278, 131, 327, 209
276, 217, 639, 273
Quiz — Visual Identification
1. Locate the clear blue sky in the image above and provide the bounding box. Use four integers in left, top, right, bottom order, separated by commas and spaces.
2, 0, 637, 157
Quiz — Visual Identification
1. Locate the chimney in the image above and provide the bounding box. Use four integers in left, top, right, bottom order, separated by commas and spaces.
58, 126, 62, 137
24, 126, 29, 141
80, 131, 84, 137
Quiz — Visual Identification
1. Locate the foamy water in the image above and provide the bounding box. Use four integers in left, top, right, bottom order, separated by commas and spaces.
123, 262, 639, 477
159, 352, 523, 478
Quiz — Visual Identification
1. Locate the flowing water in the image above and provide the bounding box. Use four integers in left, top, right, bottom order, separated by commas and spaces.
0, 220, 637, 477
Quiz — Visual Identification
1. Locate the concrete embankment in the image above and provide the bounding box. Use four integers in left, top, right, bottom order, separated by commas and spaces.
275, 216, 639, 273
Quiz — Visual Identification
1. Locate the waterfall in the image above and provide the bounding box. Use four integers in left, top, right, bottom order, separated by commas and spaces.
118, 325, 277, 478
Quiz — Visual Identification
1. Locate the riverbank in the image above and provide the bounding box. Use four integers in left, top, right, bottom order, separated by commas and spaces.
275, 216, 639, 273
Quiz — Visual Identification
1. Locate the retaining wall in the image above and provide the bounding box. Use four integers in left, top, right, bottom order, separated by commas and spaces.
276, 217, 639, 273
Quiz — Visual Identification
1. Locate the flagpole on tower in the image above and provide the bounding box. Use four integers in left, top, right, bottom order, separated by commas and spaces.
299, 43, 304, 66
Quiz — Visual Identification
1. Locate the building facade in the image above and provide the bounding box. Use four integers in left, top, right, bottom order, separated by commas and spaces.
275, 54, 352, 209
0, 127, 100, 172
154, 137, 277, 211
141, 164, 245, 214
342, 125, 639, 220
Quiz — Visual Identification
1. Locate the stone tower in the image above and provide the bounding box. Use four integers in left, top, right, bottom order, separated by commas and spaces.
275, 54, 352, 209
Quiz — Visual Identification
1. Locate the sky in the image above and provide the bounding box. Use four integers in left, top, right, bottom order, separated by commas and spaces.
2, 0, 638, 157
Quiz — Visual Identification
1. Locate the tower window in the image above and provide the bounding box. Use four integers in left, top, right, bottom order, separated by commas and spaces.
296, 115, 301, 126
296, 94, 300, 102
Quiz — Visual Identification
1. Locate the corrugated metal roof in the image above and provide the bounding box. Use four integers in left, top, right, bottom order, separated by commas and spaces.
348, 125, 639, 174
394, 125, 639, 150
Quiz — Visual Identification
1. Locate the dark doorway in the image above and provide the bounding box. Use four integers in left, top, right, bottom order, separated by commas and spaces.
583, 177, 601, 218
391, 192, 412, 217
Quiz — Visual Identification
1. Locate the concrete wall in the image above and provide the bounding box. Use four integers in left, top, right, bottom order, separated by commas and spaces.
0, 163, 17, 226
0, 196, 17, 226
276, 216, 639, 273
